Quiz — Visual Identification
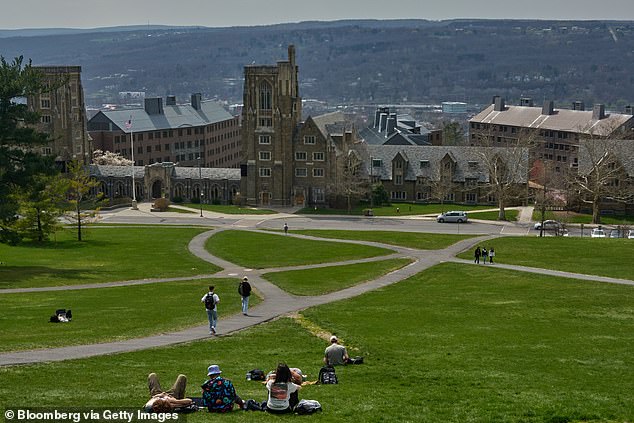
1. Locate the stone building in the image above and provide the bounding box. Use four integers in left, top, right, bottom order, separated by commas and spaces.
88, 94, 241, 169
27, 66, 91, 166
469, 96, 634, 173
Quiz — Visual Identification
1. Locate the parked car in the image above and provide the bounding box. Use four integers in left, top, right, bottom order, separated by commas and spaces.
534, 220, 562, 231
609, 229, 622, 238
436, 211, 468, 223
628, 230, 634, 239
591, 228, 606, 238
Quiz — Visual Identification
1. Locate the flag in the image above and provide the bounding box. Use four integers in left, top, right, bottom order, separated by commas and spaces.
125, 116, 132, 130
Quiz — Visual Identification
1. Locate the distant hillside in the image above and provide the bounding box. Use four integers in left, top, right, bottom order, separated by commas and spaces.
1, 19, 633, 111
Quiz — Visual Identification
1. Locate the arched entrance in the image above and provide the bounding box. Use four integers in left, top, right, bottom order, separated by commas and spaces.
152, 180, 163, 198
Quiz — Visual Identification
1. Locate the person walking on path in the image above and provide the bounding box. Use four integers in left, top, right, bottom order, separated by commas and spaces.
283, 222, 289, 235
481, 247, 488, 264
238, 276, 252, 316
489, 247, 495, 264
474, 246, 481, 264
201, 286, 220, 335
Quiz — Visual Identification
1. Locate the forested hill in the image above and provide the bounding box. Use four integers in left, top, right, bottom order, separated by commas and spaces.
1, 19, 633, 110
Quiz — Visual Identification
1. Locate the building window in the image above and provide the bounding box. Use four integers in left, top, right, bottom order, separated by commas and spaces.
443, 193, 455, 201
391, 191, 407, 200
295, 152, 307, 161
42, 147, 52, 155
259, 81, 272, 110
137, 133, 143, 141
259, 151, 271, 161
259, 118, 273, 127
468, 161, 478, 168
466, 193, 477, 203
259, 135, 270, 144
41, 115, 51, 123
259, 167, 271, 177
146, 146, 151, 153
304, 135, 316, 144
295, 168, 307, 177
313, 168, 324, 177
40, 99, 50, 108
313, 187, 325, 202
313, 152, 325, 161
395, 175, 403, 185
420, 160, 429, 168
372, 159, 382, 167
165, 144, 170, 151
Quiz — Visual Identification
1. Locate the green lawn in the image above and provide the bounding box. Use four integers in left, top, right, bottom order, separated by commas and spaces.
205, 230, 394, 268
288, 229, 475, 250
532, 210, 634, 225
182, 203, 277, 214
0, 227, 220, 289
469, 209, 519, 221
457, 236, 634, 280
263, 258, 412, 295
298, 203, 496, 217
1, 263, 632, 422
0, 278, 256, 352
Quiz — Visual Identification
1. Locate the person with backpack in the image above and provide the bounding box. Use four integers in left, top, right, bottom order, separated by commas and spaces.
201, 364, 245, 412
238, 276, 252, 316
201, 286, 220, 335
264, 363, 301, 414
324, 335, 349, 366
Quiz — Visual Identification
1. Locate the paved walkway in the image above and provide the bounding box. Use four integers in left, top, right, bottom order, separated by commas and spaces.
1, 225, 632, 366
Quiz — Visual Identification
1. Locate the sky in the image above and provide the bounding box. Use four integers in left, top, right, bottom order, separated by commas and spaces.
2, 0, 634, 29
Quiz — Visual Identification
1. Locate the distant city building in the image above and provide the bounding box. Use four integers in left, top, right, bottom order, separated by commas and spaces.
360, 107, 442, 146
27, 66, 91, 165
442, 101, 467, 114
88, 94, 241, 168
469, 96, 634, 172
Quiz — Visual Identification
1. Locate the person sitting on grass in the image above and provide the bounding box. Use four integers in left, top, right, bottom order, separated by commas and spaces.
144, 373, 193, 413
324, 335, 350, 366
265, 363, 302, 414
201, 364, 245, 412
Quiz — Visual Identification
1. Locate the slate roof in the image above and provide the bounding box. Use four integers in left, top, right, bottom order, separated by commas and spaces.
310, 111, 350, 139
353, 144, 528, 183
89, 164, 240, 181
470, 104, 633, 136
92, 101, 234, 133
360, 114, 432, 146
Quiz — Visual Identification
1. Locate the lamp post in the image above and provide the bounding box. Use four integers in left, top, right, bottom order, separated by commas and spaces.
198, 155, 203, 217
369, 156, 374, 208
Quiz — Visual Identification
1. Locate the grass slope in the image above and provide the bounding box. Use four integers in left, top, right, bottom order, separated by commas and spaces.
0, 227, 219, 289
0, 278, 256, 352
263, 258, 412, 295
1, 263, 632, 422
205, 230, 393, 268
457, 236, 634, 280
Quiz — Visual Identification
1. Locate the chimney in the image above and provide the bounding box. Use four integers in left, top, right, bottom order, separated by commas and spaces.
379, 113, 388, 132
492, 95, 499, 105
166, 95, 176, 106
191, 93, 202, 111
494, 96, 505, 112
625, 105, 633, 115
288, 44, 296, 66
572, 101, 585, 111
144, 98, 164, 115
344, 131, 352, 143
520, 97, 533, 107
386, 116, 397, 136
592, 104, 606, 120
374, 109, 381, 128
542, 100, 554, 116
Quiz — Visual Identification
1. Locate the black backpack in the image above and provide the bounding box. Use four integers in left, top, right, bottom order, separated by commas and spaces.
318, 365, 338, 384
247, 369, 265, 381
204, 293, 216, 310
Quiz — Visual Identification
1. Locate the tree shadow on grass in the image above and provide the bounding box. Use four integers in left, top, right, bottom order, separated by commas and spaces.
0, 266, 96, 289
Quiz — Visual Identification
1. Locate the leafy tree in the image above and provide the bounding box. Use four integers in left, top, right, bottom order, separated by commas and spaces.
12, 174, 67, 242
66, 160, 101, 241
92, 149, 133, 166
0, 55, 58, 244
371, 183, 389, 207
442, 121, 464, 146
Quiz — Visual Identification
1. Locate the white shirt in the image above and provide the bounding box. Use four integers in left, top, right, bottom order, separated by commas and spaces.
200, 292, 219, 310
266, 380, 299, 410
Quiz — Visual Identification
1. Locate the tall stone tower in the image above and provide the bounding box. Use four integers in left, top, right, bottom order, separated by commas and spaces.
240, 45, 302, 206
28, 66, 90, 166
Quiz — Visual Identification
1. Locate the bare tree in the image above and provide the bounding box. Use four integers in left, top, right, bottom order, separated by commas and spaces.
574, 137, 634, 224
473, 129, 533, 220
329, 150, 368, 213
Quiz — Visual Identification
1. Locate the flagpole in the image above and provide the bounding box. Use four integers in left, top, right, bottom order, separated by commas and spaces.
129, 119, 138, 210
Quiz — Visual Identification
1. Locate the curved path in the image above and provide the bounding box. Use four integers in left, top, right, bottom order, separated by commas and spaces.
1, 226, 632, 367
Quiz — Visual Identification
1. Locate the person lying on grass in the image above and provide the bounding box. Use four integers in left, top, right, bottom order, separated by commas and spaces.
144, 373, 193, 413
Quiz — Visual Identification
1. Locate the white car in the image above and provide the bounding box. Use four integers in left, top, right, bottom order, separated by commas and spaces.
436, 211, 468, 223
628, 230, 634, 239
590, 228, 606, 238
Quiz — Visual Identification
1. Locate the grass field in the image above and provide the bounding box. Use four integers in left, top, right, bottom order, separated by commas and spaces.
287, 229, 475, 250
181, 203, 277, 214
532, 210, 634, 225
469, 209, 519, 221
0, 227, 220, 289
205, 230, 394, 268
263, 258, 412, 295
1, 263, 632, 422
297, 203, 496, 217
0, 278, 255, 352
457, 236, 634, 280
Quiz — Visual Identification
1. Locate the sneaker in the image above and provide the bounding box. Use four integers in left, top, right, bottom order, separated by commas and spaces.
211, 327, 216, 334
